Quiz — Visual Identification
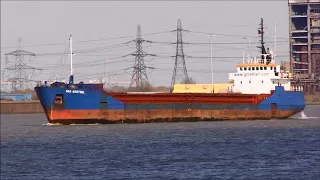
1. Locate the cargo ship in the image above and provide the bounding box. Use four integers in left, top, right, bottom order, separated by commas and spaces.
35, 26, 305, 124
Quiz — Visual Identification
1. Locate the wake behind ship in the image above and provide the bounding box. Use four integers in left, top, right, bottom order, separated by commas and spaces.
35, 21, 305, 124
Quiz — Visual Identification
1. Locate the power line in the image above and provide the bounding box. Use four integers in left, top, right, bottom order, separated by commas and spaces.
76, 30, 173, 43
1, 30, 173, 50
184, 29, 289, 40
144, 40, 288, 45
1, 22, 292, 86
7, 40, 287, 59
1, 28, 290, 50
1, 42, 67, 50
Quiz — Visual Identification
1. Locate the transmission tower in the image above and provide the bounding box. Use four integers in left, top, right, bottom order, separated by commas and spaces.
128, 25, 153, 88
3, 37, 40, 91
170, 19, 190, 90
101, 58, 115, 88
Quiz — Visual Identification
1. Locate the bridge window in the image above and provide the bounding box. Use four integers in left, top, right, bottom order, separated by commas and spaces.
260, 67, 263, 70
264, 67, 267, 70
270, 67, 273, 70
240, 67, 243, 71
256, 67, 259, 70
249, 80, 251, 83
248, 67, 251, 70
262, 80, 264, 84
241, 81, 242, 84
244, 67, 247, 70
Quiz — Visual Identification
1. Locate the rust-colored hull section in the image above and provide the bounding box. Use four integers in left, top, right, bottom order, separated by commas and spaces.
108, 92, 272, 105
47, 109, 299, 124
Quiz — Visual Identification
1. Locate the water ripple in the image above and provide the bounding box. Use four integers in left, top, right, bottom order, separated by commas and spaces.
1, 105, 320, 179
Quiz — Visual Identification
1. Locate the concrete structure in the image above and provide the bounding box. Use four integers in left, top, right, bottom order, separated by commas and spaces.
0, 94, 32, 101
0, 101, 43, 114
288, 0, 320, 92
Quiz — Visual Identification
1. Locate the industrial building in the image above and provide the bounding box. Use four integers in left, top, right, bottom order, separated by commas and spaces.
288, 0, 320, 92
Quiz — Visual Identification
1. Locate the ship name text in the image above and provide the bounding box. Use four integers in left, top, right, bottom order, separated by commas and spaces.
66, 90, 85, 94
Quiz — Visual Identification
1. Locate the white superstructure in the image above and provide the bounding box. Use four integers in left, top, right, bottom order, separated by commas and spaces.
228, 50, 292, 94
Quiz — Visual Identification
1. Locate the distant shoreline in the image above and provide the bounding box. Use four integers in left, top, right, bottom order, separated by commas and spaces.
305, 94, 320, 105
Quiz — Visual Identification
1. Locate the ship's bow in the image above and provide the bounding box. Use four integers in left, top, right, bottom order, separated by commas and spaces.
260, 86, 306, 119
34, 86, 63, 123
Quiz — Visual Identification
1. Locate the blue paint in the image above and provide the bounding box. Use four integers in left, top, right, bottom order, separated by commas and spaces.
106, 95, 124, 110
34, 84, 305, 114
259, 86, 305, 111
35, 87, 102, 110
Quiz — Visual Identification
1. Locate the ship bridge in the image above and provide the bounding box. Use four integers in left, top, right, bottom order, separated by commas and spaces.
229, 51, 293, 94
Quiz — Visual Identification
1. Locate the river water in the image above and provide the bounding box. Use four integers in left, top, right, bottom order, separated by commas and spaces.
1, 105, 320, 180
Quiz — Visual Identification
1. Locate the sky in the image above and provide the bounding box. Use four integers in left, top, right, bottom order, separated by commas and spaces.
1, 1, 290, 89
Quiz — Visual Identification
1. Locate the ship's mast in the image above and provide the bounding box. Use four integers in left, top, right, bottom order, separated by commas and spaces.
210, 33, 214, 93
103, 58, 108, 85
242, 37, 245, 63
68, 34, 74, 85
247, 37, 252, 59
274, 20, 277, 59
69, 34, 73, 76
258, 18, 266, 54
242, 37, 251, 63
